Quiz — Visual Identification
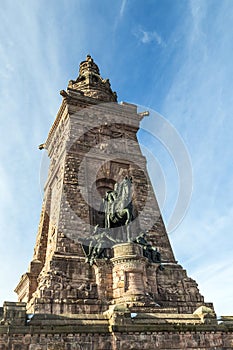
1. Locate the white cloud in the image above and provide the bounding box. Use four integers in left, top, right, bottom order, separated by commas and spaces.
113, 0, 128, 32
119, 0, 127, 18
134, 27, 166, 47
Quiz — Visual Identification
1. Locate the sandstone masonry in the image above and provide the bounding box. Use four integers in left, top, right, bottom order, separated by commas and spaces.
0, 55, 232, 349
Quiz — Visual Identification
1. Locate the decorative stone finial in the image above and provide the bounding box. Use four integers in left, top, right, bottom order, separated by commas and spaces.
79, 54, 100, 76
68, 55, 117, 102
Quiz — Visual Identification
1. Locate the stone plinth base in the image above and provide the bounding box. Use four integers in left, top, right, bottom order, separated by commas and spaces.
0, 302, 233, 349
0, 304, 232, 350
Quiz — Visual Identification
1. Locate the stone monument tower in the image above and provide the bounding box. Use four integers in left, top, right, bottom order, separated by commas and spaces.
15, 54, 207, 316
1, 55, 232, 350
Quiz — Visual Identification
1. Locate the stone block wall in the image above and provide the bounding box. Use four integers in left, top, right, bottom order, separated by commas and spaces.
1, 326, 233, 350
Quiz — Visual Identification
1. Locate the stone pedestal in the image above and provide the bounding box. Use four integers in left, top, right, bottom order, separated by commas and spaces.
111, 243, 147, 302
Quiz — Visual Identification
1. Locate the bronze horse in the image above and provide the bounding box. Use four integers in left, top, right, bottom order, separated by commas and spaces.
103, 176, 133, 240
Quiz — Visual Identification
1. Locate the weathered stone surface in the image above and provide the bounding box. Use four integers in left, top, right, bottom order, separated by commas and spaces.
1, 55, 231, 348
0, 316, 233, 350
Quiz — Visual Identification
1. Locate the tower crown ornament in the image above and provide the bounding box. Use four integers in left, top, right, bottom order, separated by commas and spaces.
79, 54, 100, 75
68, 54, 117, 102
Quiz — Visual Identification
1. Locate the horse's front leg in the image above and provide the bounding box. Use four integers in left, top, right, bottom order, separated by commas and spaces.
125, 209, 131, 242
106, 214, 111, 229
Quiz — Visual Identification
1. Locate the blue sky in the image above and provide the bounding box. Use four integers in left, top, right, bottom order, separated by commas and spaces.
0, 0, 233, 317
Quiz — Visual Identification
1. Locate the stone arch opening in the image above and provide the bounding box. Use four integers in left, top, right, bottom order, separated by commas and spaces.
89, 177, 116, 227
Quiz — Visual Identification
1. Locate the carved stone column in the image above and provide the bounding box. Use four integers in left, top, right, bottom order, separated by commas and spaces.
111, 243, 148, 303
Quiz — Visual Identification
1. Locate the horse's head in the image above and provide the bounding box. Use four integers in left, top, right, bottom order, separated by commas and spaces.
123, 176, 133, 189
119, 176, 133, 204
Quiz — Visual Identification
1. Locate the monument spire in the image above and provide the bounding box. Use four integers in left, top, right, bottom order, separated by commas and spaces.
68, 54, 117, 102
